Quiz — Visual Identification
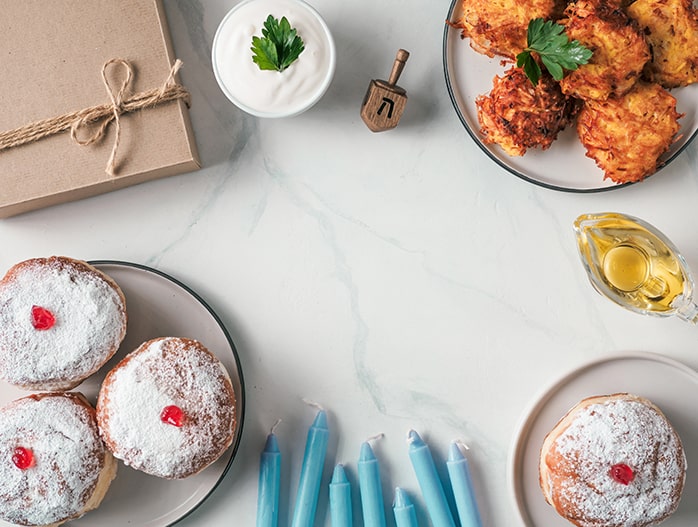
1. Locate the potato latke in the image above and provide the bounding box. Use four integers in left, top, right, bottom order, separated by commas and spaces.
458, 0, 566, 59
577, 82, 681, 183
559, 0, 650, 100
455, 0, 691, 183
476, 66, 579, 156
627, 0, 698, 88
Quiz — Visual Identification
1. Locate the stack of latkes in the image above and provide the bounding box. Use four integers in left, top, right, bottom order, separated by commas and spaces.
454, 0, 698, 184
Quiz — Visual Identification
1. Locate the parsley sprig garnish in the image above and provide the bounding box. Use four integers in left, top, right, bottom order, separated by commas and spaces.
251, 15, 305, 72
516, 18, 592, 85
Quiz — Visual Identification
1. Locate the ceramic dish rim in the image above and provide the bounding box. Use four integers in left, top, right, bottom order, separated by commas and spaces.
88, 259, 246, 527
441, 0, 698, 193
506, 350, 698, 526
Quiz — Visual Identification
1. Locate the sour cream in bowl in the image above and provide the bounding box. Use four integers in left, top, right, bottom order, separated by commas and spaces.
212, 0, 336, 118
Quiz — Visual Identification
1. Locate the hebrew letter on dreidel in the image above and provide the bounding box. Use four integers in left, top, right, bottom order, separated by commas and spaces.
378, 98, 395, 118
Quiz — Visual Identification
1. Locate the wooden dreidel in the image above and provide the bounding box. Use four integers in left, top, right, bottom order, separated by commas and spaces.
360, 49, 410, 132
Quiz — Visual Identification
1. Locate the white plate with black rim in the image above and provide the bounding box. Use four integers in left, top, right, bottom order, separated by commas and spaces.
443, 0, 698, 192
0, 261, 245, 527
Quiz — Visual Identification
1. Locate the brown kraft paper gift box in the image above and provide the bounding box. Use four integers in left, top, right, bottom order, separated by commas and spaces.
0, 0, 200, 218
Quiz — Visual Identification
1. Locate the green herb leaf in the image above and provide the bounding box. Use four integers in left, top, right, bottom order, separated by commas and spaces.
251, 15, 305, 72
518, 52, 542, 87
516, 18, 592, 85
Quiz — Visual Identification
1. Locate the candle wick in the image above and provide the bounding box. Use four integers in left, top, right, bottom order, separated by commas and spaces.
271, 418, 282, 435
366, 432, 385, 443
454, 439, 471, 451
301, 398, 325, 411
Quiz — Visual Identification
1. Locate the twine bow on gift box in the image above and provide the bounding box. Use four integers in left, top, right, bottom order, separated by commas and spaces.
0, 58, 191, 176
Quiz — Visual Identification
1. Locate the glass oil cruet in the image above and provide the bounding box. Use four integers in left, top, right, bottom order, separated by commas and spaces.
573, 212, 698, 323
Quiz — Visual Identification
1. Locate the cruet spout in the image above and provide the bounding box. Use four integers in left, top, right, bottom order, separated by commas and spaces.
573, 212, 696, 321
673, 300, 698, 324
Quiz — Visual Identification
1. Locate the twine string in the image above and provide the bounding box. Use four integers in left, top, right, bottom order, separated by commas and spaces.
0, 58, 190, 176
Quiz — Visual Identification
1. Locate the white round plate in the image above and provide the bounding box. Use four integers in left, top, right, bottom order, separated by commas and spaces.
0, 261, 245, 527
508, 352, 698, 526
443, 0, 698, 192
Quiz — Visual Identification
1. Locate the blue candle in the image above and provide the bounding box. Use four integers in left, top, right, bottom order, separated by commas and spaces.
291, 410, 330, 527
358, 441, 387, 527
446, 442, 482, 527
329, 464, 353, 527
257, 432, 281, 527
406, 430, 456, 527
393, 487, 418, 527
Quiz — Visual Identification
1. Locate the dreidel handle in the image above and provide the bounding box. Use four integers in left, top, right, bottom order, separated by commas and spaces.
388, 49, 410, 86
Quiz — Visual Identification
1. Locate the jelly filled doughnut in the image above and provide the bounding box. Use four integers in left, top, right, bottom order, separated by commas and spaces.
0, 256, 127, 391
539, 393, 686, 527
96, 337, 237, 479
0, 392, 117, 527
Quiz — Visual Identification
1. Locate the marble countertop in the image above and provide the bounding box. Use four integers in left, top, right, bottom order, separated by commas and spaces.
2, 1, 698, 526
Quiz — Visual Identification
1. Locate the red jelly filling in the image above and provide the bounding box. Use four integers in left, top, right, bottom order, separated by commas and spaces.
31, 306, 56, 330
160, 405, 185, 427
610, 463, 634, 485
12, 447, 34, 470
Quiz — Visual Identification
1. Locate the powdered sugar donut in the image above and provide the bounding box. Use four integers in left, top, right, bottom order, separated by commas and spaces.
539, 393, 686, 527
0, 257, 127, 391
0, 392, 117, 527
96, 337, 236, 479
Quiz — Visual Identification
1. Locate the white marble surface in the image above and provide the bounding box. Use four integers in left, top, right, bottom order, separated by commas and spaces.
2, 1, 698, 526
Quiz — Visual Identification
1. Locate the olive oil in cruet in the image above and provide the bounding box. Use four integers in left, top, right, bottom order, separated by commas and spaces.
574, 212, 698, 323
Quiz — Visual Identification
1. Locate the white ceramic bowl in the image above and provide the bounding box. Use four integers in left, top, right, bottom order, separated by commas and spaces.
212, 0, 336, 118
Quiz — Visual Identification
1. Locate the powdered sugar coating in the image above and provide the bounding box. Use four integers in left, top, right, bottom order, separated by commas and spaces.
543, 395, 685, 527
0, 393, 108, 526
0, 257, 127, 390
97, 337, 236, 479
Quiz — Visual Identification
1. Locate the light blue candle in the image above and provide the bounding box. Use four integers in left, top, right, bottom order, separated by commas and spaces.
291, 410, 330, 527
446, 442, 482, 527
329, 464, 353, 527
406, 429, 456, 527
257, 432, 281, 527
393, 487, 418, 527
358, 441, 387, 527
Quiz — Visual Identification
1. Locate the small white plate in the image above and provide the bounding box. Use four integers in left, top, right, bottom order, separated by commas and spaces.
0, 261, 245, 527
442, 0, 698, 192
508, 352, 698, 526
